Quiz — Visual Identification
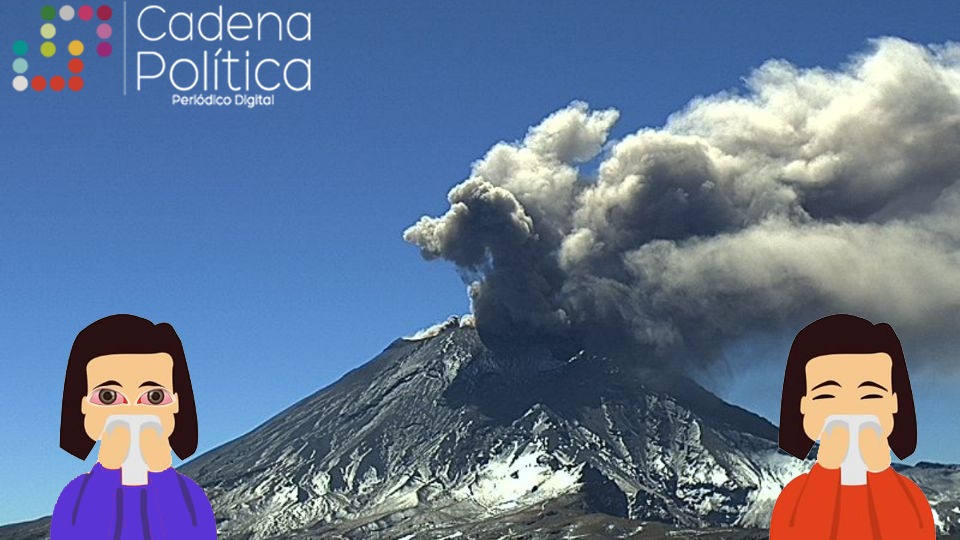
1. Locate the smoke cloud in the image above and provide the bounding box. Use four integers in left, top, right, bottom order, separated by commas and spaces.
404, 37, 960, 367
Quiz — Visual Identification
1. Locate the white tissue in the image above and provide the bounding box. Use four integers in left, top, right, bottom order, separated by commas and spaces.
102, 415, 163, 486
821, 414, 882, 485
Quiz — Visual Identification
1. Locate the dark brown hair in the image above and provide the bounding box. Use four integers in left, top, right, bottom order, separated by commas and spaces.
779, 313, 917, 460
60, 314, 199, 460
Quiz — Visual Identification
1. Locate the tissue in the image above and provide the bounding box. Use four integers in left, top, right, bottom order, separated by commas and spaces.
102, 415, 163, 486
821, 414, 883, 485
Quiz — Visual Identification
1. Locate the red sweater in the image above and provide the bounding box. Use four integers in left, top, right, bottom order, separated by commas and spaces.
771, 463, 936, 539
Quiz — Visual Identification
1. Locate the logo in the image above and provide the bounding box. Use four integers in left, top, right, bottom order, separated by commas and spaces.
11, 4, 113, 92
9, 2, 314, 108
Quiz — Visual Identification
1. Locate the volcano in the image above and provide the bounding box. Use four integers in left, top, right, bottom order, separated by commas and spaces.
3, 318, 958, 539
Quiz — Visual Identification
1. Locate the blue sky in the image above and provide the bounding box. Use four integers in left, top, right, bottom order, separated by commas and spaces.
1, 0, 958, 526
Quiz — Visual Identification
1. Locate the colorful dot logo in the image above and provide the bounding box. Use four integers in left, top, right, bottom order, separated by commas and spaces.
10, 4, 112, 93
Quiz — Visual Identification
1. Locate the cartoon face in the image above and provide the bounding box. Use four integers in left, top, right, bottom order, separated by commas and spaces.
80, 353, 180, 441
799, 352, 898, 441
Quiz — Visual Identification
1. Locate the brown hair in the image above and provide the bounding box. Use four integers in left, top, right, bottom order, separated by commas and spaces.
60, 314, 199, 460
778, 313, 917, 460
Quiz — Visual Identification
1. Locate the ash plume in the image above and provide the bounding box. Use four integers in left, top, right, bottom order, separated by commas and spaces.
404, 37, 960, 366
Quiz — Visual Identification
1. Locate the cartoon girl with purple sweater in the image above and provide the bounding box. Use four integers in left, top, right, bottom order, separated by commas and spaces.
52, 314, 217, 538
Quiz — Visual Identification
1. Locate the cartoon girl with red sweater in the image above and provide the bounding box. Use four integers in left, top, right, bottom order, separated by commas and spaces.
771, 314, 935, 539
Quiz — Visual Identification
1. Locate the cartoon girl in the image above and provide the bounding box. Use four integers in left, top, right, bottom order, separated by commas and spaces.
51, 314, 217, 538
771, 314, 935, 539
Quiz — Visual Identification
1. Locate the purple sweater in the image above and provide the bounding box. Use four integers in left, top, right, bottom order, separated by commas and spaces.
51, 463, 217, 539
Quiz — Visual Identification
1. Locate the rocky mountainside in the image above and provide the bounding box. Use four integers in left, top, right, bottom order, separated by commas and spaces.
3, 318, 959, 539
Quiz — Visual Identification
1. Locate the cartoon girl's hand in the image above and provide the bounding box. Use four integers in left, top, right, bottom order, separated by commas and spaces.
140, 426, 173, 472
98, 424, 130, 470
859, 426, 892, 472
816, 423, 849, 469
